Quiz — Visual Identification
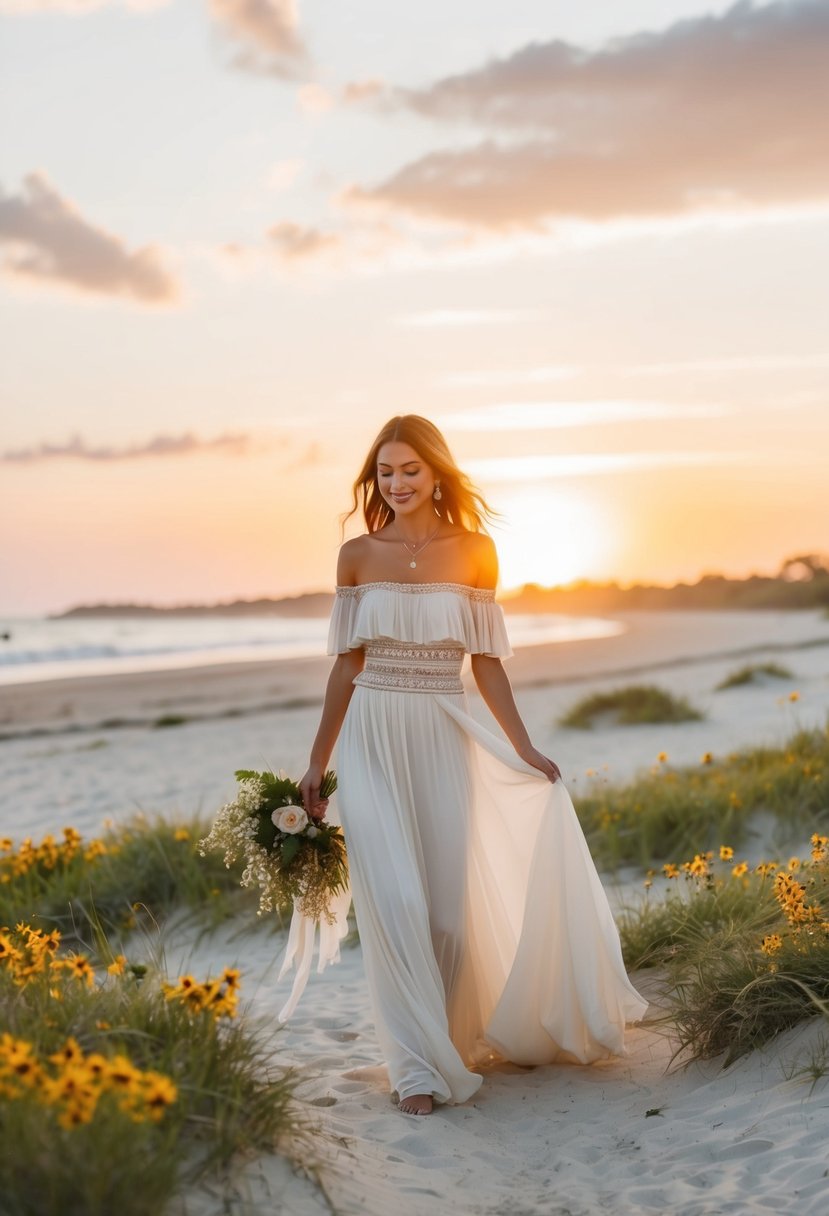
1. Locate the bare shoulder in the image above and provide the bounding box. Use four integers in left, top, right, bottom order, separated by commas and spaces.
336, 536, 369, 586
459, 531, 498, 589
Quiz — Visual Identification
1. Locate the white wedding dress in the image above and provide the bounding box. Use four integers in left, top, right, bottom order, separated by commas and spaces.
278, 582, 647, 1104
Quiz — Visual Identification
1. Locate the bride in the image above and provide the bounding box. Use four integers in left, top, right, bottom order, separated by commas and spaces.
295, 414, 646, 1117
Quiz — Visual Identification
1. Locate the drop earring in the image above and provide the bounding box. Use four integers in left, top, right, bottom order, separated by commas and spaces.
433, 482, 442, 501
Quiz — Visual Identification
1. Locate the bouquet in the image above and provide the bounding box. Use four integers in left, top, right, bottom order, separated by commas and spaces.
198, 769, 348, 924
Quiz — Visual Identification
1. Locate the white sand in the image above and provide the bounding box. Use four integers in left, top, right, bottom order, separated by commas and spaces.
4, 608, 829, 1214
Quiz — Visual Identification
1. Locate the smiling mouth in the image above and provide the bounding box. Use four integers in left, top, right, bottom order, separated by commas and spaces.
391, 492, 414, 501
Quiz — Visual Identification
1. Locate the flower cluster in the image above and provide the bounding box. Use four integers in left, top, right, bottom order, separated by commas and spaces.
198, 769, 348, 923
1, 827, 113, 884
162, 968, 240, 1020
0, 924, 106, 995
0, 1033, 177, 1129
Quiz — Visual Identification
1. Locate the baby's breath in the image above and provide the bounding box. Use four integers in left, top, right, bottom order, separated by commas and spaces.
198, 770, 348, 923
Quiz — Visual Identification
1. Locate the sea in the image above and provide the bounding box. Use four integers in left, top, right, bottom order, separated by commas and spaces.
0, 613, 625, 685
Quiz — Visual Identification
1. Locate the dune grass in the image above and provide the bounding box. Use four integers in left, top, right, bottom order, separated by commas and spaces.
0, 940, 301, 1216
0, 816, 303, 1215
0, 815, 272, 950
574, 721, 829, 869
559, 683, 703, 730
715, 662, 793, 690
620, 840, 829, 1066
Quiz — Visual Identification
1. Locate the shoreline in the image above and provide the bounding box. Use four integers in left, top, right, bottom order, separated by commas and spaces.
3, 609, 829, 741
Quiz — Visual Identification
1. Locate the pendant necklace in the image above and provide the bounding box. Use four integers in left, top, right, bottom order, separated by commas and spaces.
397, 521, 441, 569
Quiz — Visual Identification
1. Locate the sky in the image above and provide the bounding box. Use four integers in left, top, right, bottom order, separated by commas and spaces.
1, 0, 828, 614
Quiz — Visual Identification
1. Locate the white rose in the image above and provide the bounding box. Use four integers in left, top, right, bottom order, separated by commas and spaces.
306, 825, 319, 839
274, 806, 308, 835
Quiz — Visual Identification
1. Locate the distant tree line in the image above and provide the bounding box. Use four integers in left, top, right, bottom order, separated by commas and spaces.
502, 554, 829, 614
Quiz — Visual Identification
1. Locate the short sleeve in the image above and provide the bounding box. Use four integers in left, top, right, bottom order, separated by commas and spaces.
468, 594, 513, 658
326, 587, 360, 654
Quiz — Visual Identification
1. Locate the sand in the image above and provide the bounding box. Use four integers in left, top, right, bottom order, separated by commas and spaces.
4, 607, 829, 1214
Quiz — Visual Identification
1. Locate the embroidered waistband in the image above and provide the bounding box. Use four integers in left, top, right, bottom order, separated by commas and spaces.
354, 641, 465, 694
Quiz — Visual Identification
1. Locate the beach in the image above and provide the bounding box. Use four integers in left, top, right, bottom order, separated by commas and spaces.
4, 607, 829, 1214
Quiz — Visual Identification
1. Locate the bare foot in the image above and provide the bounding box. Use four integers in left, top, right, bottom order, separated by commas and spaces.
398, 1093, 433, 1116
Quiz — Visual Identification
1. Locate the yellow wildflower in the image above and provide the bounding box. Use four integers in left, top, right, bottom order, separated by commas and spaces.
788, 691, 800, 702
107, 955, 127, 976
174, 828, 190, 841
657, 752, 668, 763
719, 846, 734, 862
141, 1072, 178, 1121
761, 934, 783, 955
701, 752, 713, 765
732, 861, 749, 878
663, 863, 680, 879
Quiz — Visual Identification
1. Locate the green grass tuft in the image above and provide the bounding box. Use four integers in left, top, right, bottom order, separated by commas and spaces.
0, 815, 278, 951
715, 662, 793, 690
575, 722, 829, 868
559, 684, 703, 730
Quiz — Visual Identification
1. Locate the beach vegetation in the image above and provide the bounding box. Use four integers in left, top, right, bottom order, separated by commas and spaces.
0, 816, 263, 950
716, 662, 793, 690
621, 835, 829, 1066
576, 720, 829, 868
0, 923, 301, 1216
559, 684, 704, 731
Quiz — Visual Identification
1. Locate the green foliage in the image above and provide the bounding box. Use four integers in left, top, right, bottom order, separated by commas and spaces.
619, 874, 778, 972
559, 684, 703, 731
0, 816, 256, 950
0, 957, 300, 1216
619, 834, 829, 1065
715, 662, 793, 690
575, 722, 829, 868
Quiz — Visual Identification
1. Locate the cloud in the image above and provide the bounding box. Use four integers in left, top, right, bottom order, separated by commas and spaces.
353, 0, 829, 230
342, 78, 387, 105
2, 432, 251, 464
618, 353, 829, 376
209, 0, 308, 79
267, 221, 342, 262
0, 172, 179, 303
468, 450, 757, 481
440, 401, 727, 431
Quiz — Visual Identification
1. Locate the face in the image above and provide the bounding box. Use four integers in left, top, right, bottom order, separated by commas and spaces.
376, 441, 436, 515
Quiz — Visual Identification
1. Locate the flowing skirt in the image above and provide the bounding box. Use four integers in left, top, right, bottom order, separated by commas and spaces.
326, 684, 648, 1104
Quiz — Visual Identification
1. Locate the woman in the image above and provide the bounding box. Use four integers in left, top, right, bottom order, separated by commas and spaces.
294, 415, 647, 1117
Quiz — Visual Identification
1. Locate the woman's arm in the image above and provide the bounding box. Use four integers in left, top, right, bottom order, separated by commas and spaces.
470, 531, 560, 783
470, 655, 560, 783
299, 648, 365, 817
299, 541, 365, 817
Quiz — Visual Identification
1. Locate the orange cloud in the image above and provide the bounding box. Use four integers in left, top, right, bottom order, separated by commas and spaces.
267, 220, 341, 262
0, 172, 179, 303
209, 0, 308, 78
354, 0, 829, 230
2, 432, 251, 464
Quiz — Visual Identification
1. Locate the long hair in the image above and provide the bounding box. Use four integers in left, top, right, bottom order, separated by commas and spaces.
344, 415, 497, 535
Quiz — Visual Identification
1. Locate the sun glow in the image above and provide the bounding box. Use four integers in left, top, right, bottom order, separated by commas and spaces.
492, 487, 611, 592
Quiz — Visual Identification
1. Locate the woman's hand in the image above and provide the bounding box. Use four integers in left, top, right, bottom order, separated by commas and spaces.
299, 764, 330, 821
518, 745, 561, 784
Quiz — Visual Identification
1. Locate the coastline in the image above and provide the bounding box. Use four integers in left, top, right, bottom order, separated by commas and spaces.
4, 609, 829, 741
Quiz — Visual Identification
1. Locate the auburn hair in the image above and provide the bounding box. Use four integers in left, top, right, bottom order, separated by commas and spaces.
344, 415, 497, 535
